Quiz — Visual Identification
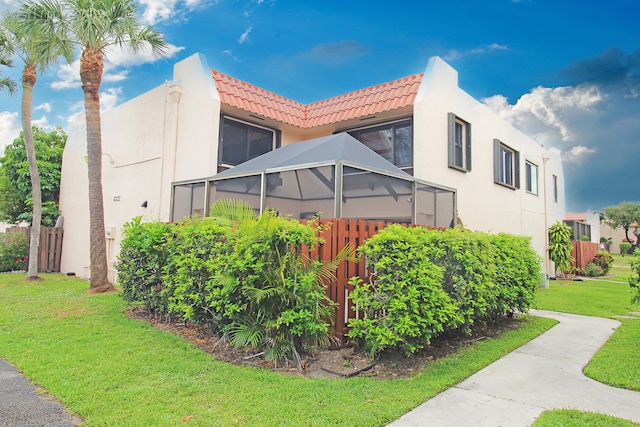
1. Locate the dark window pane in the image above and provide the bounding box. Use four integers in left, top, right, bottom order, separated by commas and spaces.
394, 124, 412, 167
348, 120, 413, 168
222, 121, 247, 165
221, 118, 274, 166
248, 128, 272, 160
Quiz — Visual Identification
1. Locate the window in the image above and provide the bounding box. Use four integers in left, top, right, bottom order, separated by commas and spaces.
553, 174, 558, 203
345, 119, 413, 170
525, 161, 538, 195
448, 113, 471, 172
219, 116, 278, 167
493, 139, 520, 189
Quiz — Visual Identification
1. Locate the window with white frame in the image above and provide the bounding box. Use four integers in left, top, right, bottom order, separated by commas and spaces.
345, 119, 413, 170
553, 174, 558, 203
219, 116, 278, 168
493, 139, 520, 189
525, 160, 538, 195
448, 113, 471, 172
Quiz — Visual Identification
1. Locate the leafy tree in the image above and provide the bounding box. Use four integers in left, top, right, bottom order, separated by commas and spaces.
548, 222, 574, 278
1, 6, 71, 279
603, 201, 640, 249
0, 126, 66, 227
20, 0, 167, 291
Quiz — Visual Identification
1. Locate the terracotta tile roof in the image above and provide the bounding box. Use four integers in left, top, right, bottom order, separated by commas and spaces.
211, 70, 423, 128
566, 213, 588, 221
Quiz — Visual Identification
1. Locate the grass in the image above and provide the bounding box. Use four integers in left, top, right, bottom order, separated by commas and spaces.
534, 410, 640, 427
533, 253, 640, 427
0, 273, 556, 427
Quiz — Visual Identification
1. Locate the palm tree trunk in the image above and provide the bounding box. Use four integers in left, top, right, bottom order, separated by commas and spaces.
21, 64, 41, 280
80, 48, 113, 292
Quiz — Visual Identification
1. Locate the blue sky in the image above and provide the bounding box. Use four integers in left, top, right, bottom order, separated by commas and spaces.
1, 0, 639, 213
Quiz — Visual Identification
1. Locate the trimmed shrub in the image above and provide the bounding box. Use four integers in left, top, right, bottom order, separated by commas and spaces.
162, 216, 235, 329
620, 242, 632, 256
347, 226, 542, 357
117, 217, 172, 314
488, 233, 541, 316
348, 225, 460, 357
0, 232, 29, 273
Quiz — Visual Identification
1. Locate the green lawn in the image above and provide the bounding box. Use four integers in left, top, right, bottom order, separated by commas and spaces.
533, 254, 640, 427
2, 254, 638, 427
0, 273, 555, 427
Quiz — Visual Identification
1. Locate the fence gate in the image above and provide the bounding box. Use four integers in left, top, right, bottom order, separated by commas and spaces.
6, 227, 64, 273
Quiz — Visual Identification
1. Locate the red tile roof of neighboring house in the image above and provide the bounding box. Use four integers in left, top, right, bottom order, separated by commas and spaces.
566, 213, 588, 221
211, 70, 423, 128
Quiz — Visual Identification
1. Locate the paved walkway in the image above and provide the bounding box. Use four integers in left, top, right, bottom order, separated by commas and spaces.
389, 310, 640, 426
0, 358, 80, 427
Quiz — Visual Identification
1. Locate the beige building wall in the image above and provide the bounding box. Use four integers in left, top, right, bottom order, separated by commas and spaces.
59, 53, 566, 282
414, 57, 565, 277
59, 53, 221, 280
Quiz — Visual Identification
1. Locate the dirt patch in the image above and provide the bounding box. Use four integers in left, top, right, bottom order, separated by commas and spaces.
126, 307, 522, 380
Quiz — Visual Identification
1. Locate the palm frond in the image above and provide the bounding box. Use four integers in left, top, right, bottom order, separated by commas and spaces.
209, 198, 256, 223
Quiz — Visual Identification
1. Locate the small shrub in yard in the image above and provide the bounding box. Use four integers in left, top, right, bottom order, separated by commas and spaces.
585, 262, 602, 277
0, 232, 29, 273
619, 242, 632, 256
591, 252, 613, 275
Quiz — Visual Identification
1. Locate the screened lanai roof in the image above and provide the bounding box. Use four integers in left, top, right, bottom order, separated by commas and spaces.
202, 133, 457, 227
213, 133, 413, 181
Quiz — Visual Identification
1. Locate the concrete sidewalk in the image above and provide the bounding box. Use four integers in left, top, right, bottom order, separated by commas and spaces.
0, 358, 80, 427
389, 310, 640, 426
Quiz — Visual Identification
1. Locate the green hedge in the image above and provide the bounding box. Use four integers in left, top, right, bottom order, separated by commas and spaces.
118, 213, 542, 360
117, 203, 336, 362
347, 225, 541, 356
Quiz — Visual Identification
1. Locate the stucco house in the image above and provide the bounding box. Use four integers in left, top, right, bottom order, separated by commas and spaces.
58, 53, 565, 282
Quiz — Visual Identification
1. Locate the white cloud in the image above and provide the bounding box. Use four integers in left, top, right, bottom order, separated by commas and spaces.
0, 111, 20, 151
35, 103, 52, 113
444, 43, 509, 61
51, 62, 81, 90
238, 25, 253, 44
483, 84, 602, 143
104, 43, 184, 68
138, 0, 213, 25
100, 88, 123, 112
483, 82, 640, 211
562, 145, 597, 164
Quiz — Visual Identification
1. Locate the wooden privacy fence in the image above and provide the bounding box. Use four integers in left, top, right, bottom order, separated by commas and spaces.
6, 227, 64, 273
571, 240, 599, 270
301, 218, 441, 343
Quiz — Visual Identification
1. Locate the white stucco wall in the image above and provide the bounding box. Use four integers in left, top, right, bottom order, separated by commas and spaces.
59, 53, 221, 281
413, 57, 566, 276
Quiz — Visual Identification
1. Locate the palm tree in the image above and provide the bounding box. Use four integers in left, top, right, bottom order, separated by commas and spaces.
21, 0, 167, 291
1, 6, 71, 279
0, 30, 18, 94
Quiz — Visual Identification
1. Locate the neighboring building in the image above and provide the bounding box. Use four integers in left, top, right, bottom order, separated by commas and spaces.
565, 211, 601, 243
58, 53, 565, 282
